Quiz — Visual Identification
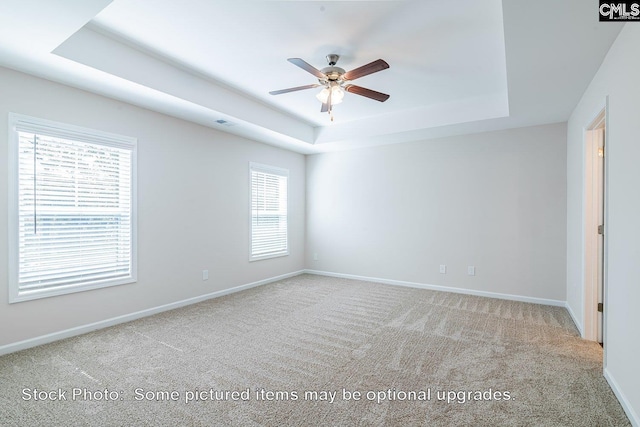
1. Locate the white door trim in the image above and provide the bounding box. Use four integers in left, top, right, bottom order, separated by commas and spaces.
583, 102, 607, 345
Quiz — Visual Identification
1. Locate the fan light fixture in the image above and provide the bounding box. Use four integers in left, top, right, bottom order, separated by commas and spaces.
315, 86, 344, 105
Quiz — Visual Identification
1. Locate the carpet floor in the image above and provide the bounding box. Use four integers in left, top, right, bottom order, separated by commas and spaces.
0, 274, 630, 426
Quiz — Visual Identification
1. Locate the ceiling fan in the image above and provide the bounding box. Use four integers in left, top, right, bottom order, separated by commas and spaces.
269, 54, 390, 120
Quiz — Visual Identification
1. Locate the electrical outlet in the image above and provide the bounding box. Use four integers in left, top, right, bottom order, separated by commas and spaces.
468, 266, 475, 276
439, 265, 446, 274
313, 252, 318, 261
202, 270, 209, 281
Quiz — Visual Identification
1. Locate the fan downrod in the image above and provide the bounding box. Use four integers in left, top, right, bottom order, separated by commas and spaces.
326, 54, 340, 66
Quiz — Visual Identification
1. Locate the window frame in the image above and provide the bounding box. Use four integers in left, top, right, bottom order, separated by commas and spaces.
249, 162, 289, 262
7, 113, 137, 303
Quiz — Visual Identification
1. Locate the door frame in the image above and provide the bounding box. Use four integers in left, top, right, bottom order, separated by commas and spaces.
583, 102, 608, 344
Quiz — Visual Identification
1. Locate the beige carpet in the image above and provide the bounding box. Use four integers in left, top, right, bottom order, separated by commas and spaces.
0, 274, 630, 426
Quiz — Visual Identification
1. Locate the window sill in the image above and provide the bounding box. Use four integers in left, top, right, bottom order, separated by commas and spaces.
9, 276, 137, 304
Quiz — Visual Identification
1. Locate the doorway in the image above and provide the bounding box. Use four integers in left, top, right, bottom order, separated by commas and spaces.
584, 108, 606, 345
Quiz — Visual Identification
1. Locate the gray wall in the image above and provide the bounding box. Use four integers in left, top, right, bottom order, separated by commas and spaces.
0, 67, 306, 347
566, 24, 640, 423
306, 123, 567, 301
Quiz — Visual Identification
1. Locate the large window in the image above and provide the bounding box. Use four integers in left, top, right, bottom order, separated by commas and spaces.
250, 162, 288, 261
8, 113, 137, 303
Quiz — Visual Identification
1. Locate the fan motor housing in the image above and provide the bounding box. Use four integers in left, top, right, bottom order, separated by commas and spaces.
320, 66, 346, 82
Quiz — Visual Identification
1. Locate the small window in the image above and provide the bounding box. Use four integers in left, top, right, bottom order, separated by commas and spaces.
8, 113, 137, 303
250, 162, 288, 261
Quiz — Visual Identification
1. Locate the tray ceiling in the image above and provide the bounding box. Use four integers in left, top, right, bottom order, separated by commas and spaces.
0, 0, 623, 153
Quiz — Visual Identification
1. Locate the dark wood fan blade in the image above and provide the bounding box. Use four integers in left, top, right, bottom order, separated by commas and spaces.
269, 84, 320, 95
344, 84, 390, 102
288, 58, 326, 79
343, 59, 389, 81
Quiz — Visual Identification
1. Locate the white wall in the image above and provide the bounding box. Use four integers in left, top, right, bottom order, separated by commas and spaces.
566, 24, 640, 424
0, 67, 305, 347
306, 123, 567, 302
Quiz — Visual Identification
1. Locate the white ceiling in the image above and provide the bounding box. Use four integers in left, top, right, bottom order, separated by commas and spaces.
0, 0, 624, 154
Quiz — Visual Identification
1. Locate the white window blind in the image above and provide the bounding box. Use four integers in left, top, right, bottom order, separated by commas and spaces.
250, 163, 289, 261
8, 113, 137, 302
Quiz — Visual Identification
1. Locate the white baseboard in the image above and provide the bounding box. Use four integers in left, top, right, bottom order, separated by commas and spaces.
564, 301, 584, 336
604, 368, 640, 426
304, 269, 566, 307
0, 270, 305, 357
